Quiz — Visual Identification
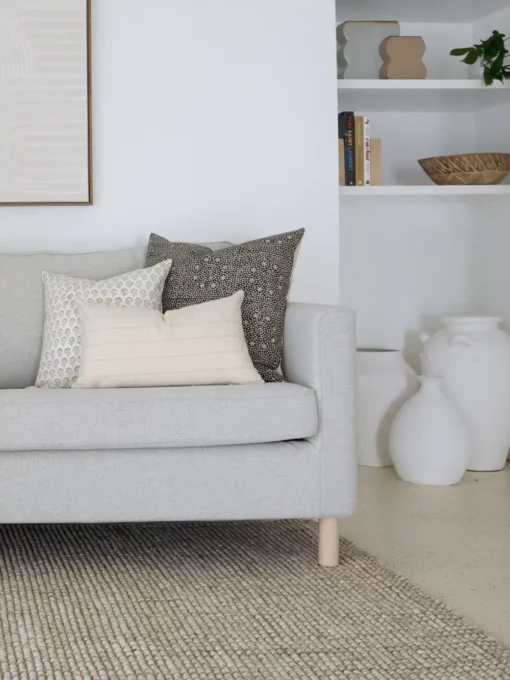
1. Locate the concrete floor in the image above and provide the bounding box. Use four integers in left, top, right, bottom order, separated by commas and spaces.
340, 464, 510, 645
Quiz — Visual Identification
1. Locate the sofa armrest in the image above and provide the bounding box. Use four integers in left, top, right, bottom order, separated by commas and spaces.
282, 303, 357, 518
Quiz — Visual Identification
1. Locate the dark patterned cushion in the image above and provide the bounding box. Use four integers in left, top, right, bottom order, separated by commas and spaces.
145, 229, 305, 382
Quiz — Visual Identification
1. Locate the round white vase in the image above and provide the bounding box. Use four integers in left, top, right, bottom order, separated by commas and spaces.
356, 350, 419, 467
420, 317, 510, 472
389, 377, 471, 486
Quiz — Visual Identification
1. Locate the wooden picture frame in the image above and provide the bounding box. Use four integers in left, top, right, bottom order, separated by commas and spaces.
0, 0, 93, 206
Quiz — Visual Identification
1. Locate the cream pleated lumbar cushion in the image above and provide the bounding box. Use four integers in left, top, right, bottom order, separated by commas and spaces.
36, 259, 172, 389
74, 290, 263, 388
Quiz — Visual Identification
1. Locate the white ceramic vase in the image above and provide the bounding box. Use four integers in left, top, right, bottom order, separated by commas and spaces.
420, 317, 510, 471
389, 377, 471, 486
356, 350, 419, 467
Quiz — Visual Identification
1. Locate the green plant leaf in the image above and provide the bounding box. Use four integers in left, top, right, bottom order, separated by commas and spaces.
489, 52, 505, 79
483, 34, 504, 57
452, 29, 510, 79
450, 47, 472, 56
485, 43, 502, 60
462, 50, 481, 65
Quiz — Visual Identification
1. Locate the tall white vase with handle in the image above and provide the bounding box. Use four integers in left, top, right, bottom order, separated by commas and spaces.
420, 317, 510, 471
356, 350, 419, 467
389, 377, 472, 486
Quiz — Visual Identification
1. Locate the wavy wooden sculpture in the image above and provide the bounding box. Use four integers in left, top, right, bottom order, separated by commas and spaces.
380, 36, 427, 80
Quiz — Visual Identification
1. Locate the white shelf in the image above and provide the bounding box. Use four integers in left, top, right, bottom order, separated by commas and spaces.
337, 80, 510, 112
339, 185, 510, 197
336, 0, 509, 22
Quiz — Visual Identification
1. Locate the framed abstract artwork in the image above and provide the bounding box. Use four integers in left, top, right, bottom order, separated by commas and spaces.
0, 0, 92, 205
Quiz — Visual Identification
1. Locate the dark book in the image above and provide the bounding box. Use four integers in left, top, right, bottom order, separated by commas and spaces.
339, 111, 355, 186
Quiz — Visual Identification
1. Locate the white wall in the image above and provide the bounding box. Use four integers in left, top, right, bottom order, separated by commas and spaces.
339, 198, 481, 367
403, 22, 472, 79
0, 0, 340, 305
366, 112, 476, 185
473, 8, 510, 325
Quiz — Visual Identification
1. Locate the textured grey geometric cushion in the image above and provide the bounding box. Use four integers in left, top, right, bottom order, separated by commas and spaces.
0, 383, 318, 451
145, 229, 305, 382
36, 259, 172, 389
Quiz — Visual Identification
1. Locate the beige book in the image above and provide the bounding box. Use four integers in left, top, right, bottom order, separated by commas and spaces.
371, 138, 382, 186
355, 116, 364, 186
339, 139, 345, 186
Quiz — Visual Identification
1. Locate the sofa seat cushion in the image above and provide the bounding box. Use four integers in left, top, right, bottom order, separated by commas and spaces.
0, 384, 318, 451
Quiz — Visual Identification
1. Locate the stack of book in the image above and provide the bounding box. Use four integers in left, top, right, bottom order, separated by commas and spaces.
338, 112, 382, 187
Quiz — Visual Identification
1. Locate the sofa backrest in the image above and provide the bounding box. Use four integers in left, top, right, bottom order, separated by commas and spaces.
0, 247, 147, 389
0, 242, 231, 390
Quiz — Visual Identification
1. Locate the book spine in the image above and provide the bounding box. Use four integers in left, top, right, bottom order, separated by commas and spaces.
364, 118, 371, 186
371, 138, 382, 186
340, 111, 355, 186
338, 112, 344, 139
339, 139, 346, 186
355, 116, 364, 186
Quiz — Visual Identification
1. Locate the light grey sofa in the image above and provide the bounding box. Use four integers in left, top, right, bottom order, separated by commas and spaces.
0, 246, 357, 566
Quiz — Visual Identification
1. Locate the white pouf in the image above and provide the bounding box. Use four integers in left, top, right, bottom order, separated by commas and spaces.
389, 376, 472, 486
356, 350, 419, 467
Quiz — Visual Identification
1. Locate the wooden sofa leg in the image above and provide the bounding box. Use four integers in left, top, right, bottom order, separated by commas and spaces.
318, 517, 340, 567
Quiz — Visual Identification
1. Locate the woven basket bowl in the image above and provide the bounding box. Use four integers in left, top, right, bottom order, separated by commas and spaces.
418, 153, 510, 185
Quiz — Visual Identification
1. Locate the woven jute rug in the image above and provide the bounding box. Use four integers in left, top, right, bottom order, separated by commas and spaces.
0, 522, 509, 680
